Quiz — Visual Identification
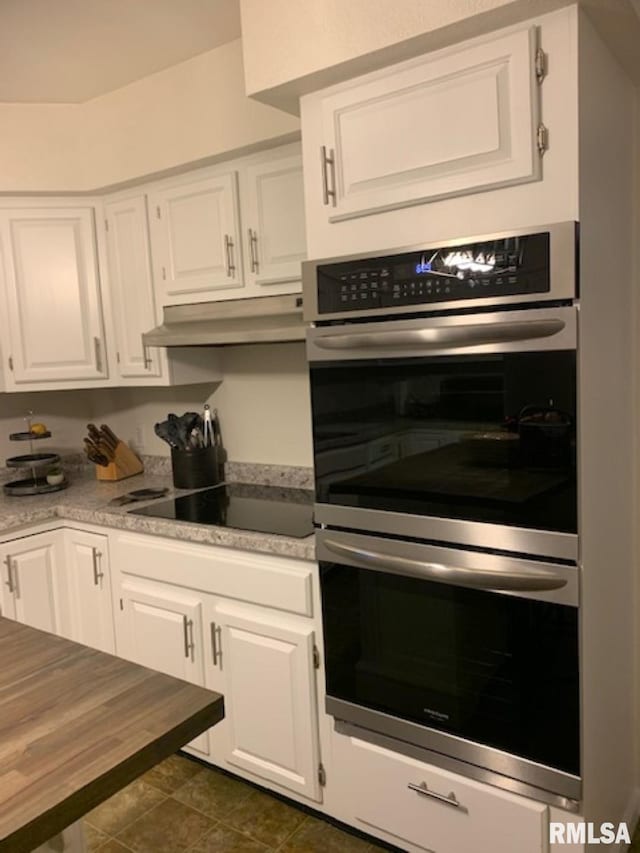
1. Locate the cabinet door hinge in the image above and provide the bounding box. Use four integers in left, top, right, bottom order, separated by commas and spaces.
318, 762, 326, 787
116, 351, 120, 364
536, 123, 548, 156
161, 266, 167, 281
119, 598, 124, 611
156, 205, 161, 220
7, 355, 13, 371
313, 645, 321, 669
535, 47, 547, 84
104, 218, 109, 232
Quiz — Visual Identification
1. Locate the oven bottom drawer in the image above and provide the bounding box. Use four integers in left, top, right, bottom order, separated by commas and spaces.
340, 735, 549, 853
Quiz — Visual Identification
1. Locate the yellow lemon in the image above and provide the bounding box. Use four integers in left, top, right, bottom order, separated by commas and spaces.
30, 423, 48, 435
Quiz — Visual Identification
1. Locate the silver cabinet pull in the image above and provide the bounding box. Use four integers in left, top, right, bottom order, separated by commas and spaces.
92, 548, 104, 586
183, 615, 194, 659
321, 145, 336, 206
210, 621, 221, 667
143, 344, 153, 370
408, 781, 461, 809
224, 234, 236, 277
247, 228, 259, 273
94, 337, 103, 373
4, 557, 14, 594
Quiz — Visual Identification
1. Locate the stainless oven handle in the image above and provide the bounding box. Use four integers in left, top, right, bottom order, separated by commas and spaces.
322, 538, 568, 592
312, 318, 565, 353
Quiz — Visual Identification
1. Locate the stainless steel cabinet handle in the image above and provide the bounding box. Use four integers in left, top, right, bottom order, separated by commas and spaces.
92, 548, 104, 586
224, 234, 236, 277
143, 344, 153, 370
323, 538, 568, 592
313, 319, 566, 353
408, 781, 461, 809
183, 616, 194, 659
248, 228, 259, 273
4, 557, 14, 594
94, 337, 103, 372
210, 622, 222, 667
321, 145, 336, 206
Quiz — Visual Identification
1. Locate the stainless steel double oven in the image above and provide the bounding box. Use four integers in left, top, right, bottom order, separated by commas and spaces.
303, 222, 581, 811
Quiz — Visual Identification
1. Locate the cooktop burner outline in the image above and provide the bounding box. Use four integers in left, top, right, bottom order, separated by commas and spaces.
128, 482, 314, 539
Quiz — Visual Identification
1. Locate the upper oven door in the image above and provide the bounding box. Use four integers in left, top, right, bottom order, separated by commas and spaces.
308, 306, 577, 561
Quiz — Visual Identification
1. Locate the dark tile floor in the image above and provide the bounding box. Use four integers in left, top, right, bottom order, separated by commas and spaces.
84, 754, 390, 853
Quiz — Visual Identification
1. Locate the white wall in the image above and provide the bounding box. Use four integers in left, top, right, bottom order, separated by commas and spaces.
83, 342, 313, 468
0, 40, 300, 193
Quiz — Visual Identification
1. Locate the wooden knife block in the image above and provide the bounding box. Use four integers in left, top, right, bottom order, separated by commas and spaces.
96, 441, 144, 481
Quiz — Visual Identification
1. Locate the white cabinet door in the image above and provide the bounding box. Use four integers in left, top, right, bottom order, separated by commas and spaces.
104, 196, 163, 379
0, 208, 107, 384
243, 154, 307, 291
312, 26, 541, 223
64, 530, 115, 653
148, 173, 243, 305
118, 579, 210, 758
212, 603, 321, 801
0, 533, 66, 634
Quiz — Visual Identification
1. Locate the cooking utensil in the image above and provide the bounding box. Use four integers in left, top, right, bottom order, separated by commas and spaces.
110, 487, 169, 506
203, 405, 213, 448
83, 438, 109, 467
100, 424, 120, 451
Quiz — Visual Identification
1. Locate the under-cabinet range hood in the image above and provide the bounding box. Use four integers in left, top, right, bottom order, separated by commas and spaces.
142, 294, 305, 347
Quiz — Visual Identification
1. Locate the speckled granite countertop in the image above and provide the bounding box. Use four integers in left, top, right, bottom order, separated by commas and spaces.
0, 461, 316, 562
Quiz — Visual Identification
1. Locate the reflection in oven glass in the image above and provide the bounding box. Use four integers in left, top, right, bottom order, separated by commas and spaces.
311, 350, 577, 533
321, 561, 580, 776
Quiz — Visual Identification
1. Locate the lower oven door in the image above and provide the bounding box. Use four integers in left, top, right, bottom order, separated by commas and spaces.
317, 529, 580, 806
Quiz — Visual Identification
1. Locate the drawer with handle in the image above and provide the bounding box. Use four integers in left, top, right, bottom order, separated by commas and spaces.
343, 736, 548, 853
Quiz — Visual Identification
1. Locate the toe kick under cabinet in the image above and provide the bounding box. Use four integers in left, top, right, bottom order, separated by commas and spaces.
109, 531, 323, 804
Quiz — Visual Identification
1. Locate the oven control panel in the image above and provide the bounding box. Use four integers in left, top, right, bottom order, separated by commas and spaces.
316, 231, 552, 315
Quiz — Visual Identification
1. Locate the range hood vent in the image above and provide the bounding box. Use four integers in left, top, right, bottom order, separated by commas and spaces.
143, 294, 305, 347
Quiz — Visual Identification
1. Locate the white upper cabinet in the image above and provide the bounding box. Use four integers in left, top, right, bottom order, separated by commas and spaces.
242, 152, 307, 293
104, 195, 162, 379
305, 25, 542, 224
0, 207, 108, 385
148, 172, 243, 305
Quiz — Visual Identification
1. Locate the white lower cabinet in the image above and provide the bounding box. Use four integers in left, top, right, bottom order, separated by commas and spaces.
207, 601, 322, 801
116, 577, 210, 759
64, 529, 115, 653
334, 734, 548, 853
0, 531, 67, 634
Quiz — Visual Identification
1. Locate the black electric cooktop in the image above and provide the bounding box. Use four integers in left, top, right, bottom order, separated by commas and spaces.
129, 482, 314, 539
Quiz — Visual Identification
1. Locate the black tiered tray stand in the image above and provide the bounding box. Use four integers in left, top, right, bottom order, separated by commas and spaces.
4, 425, 68, 497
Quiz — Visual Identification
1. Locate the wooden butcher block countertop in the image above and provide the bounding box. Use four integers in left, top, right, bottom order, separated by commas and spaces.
0, 617, 224, 853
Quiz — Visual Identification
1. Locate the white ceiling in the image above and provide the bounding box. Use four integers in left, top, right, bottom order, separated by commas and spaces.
0, 0, 241, 103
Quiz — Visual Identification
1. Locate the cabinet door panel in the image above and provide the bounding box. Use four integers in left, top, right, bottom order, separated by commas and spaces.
244, 155, 306, 288
149, 173, 243, 304
0, 534, 64, 634
65, 530, 115, 653
119, 580, 210, 757
0, 208, 107, 383
105, 196, 163, 379
217, 606, 321, 800
318, 26, 540, 221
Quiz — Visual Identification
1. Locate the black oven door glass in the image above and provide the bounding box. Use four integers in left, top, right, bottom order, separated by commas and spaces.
320, 560, 580, 775
310, 351, 577, 533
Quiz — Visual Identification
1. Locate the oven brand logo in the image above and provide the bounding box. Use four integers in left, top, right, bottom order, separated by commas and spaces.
549, 822, 630, 845
422, 707, 449, 722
